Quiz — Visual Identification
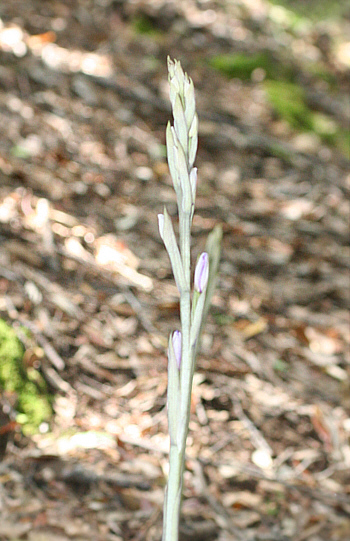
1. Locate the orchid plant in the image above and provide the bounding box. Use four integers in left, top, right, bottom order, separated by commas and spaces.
159, 58, 222, 541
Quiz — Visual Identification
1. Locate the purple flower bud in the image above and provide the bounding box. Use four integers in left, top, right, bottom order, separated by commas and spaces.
172, 330, 182, 369
194, 252, 209, 293
158, 213, 164, 240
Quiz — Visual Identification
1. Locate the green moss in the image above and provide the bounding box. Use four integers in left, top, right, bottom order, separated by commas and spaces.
209, 52, 284, 81
0, 319, 25, 391
268, 0, 348, 22
266, 501, 280, 516
308, 64, 337, 87
265, 80, 313, 130
18, 383, 52, 435
264, 80, 349, 157
213, 314, 235, 326
336, 129, 350, 159
311, 112, 337, 142
273, 359, 289, 374
131, 15, 163, 37
0, 319, 52, 434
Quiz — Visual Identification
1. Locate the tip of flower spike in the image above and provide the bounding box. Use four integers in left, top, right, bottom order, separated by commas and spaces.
194, 252, 209, 293
167, 56, 174, 72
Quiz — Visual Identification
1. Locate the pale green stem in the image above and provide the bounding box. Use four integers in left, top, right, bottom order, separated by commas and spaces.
163, 212, 192, 541
178, 288, 192, 449
179, 212, 192, 449
162, 298, 191, 541
162, 445, 183, 541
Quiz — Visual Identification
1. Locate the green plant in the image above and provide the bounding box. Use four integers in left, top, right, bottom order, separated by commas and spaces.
0, 319, 52, 434
159, 58, 221, 540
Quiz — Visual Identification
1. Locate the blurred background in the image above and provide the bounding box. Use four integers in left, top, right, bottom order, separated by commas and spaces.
0, 1, 349, 540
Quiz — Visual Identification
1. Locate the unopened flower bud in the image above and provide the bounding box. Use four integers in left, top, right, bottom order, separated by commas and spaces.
172, 330, 182, 369
194, 252, 209, 293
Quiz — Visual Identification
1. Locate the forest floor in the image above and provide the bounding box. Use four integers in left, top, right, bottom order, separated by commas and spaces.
0, 1, 349, 540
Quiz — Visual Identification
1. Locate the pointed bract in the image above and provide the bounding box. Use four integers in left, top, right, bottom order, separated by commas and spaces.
162, 207, 186, 293
173, 94, 188, 156
184, 77, 195, 129
167, 56, 175, 78
166, 122, 181, 196
158, 213, 164, 240
167, 331, 180, 444
188, 114, 198, 170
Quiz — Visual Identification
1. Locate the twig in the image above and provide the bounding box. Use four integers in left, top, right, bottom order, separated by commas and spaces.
191, 459, 246, 541
233, 396, 273, 455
